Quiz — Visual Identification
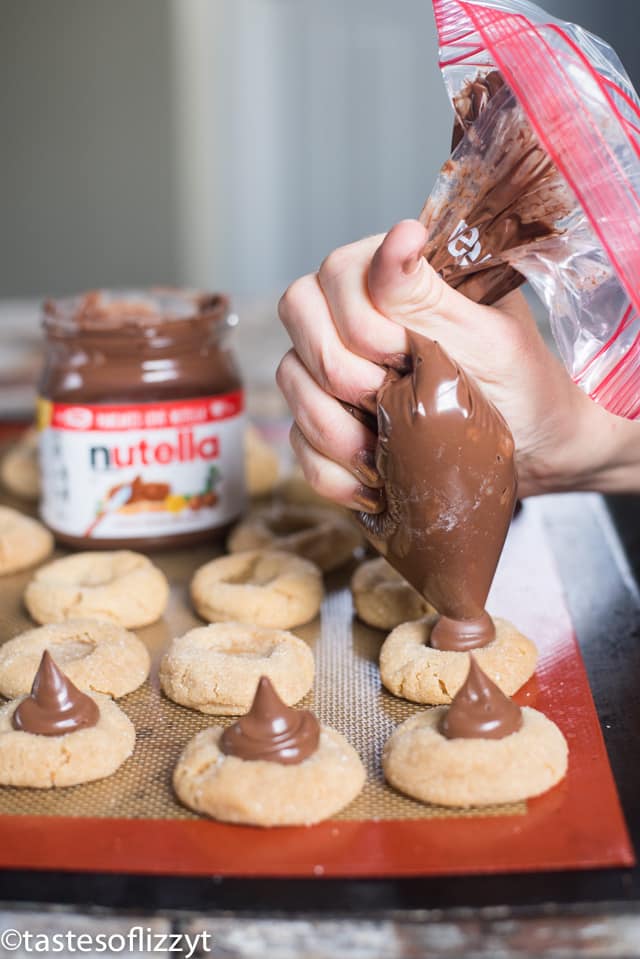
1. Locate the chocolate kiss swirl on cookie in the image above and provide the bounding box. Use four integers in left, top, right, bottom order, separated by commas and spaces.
12, 650, 99, 736
220, 676, 320, 765
358, 334, 517, 650
439, 654, 523, 740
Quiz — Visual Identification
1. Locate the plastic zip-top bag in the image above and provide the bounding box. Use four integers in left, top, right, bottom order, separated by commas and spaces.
420, 0, 640, 419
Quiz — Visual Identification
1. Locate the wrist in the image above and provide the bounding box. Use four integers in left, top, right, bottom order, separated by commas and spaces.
518, 389, 640, 497
581, 402, 640, 494
554, 393, 640, 495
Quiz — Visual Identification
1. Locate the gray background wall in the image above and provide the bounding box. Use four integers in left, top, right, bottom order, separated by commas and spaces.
0, 0, 177, 296
1, 0, 639, 301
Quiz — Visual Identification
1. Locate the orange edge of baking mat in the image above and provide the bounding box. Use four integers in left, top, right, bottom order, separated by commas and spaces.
0, 642, 632, 878
0, 502, 634, 878
0, 747, 632, 877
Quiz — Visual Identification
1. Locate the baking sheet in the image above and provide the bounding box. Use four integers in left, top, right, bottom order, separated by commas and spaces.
0, 491, 632, 877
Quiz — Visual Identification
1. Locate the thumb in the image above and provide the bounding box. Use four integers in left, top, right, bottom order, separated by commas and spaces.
368, 219, 477, 328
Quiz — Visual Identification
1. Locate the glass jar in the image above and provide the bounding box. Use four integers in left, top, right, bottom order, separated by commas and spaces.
38, 289, 245, 550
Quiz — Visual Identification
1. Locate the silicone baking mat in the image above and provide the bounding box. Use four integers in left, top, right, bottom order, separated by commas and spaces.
0, 493, 632, 877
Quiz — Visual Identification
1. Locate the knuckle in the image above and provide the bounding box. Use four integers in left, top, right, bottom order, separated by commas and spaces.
275, 350, 295, 392
313, 415, 334, 451
289, 424, 324, 494
303, 407, 333, 453
302, 456, 333, 500
289, 420, 305, 453
302, 459, 324, 494
277, 289, 291, 324
316, 340, 340, 393
278, 276, 308, 325
318, 247, 351, 285
277, 286, 295, 325
417, 265, 446, 314
339, 314, 369, 355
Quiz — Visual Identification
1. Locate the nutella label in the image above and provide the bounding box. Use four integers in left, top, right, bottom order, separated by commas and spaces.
38, 392, 246, 540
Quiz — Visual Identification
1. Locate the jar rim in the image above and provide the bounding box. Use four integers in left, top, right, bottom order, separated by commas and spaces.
42, 288, 231, 338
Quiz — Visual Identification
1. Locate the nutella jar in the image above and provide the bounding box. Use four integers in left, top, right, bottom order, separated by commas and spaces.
37, 289, 245, 550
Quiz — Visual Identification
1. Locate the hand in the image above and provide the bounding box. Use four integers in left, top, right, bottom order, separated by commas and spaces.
277, 219, 640, 508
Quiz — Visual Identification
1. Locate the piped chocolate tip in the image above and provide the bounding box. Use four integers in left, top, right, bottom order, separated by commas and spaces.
438, 654, 523, 740
220, 676, 320, 765
12, 650, 100, 737
430, 610, 496, 651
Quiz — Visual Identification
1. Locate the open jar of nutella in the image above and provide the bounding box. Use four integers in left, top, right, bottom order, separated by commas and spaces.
37, 289, 246, 550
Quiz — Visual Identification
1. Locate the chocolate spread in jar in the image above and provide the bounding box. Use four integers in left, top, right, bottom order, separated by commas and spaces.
220, 676, 320, 765
438, 654, 523, 740
12, 650, 100, 737
38, 289, 245, 550
358, 334, 517, 650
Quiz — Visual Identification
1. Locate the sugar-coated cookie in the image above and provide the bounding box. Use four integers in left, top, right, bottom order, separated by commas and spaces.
245, 423, 280, 498
0, 620, 150, 699
0, 693, 135, 788
24, 550, 169, 628
191, 549, 323, 629
174, 725, 365, 825
0, 428, 40, 501
379, 614, 537, 705
228, 504, 362, 572
160, 623, 315, 715
351, 556, 434, 630
383, 706, 568, 806
0, 506, 53, 576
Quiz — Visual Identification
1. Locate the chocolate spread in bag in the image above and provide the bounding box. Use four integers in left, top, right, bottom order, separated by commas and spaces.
450, 70, 505, 151
422, 75, 576, 307
359, 335, 517, 650
356, 72, 575, 645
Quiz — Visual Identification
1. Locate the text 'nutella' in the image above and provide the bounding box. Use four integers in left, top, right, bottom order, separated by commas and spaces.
38, 290, 246, 550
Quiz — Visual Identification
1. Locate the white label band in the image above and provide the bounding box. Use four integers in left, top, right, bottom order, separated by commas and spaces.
38, 392, 246, 540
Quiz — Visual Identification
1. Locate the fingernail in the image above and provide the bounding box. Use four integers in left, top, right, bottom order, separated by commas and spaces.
358, 390, 379, 415
352, 485, 386, 514
402, 252, 422, 276
385, 352, 412, 373
340, 399, 378, 434
353, 448, 380, 486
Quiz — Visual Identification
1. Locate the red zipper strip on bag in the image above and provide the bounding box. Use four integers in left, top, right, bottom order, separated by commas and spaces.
433, 0, 640, 412
573, 304, 634, 383
590, 329, 640, 419
544, 24, 640, 164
